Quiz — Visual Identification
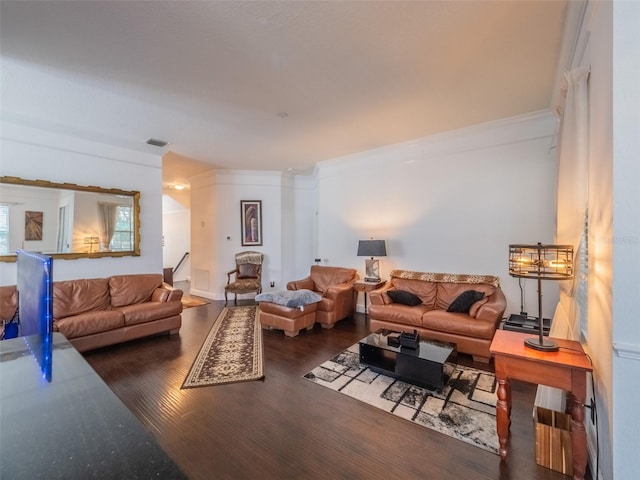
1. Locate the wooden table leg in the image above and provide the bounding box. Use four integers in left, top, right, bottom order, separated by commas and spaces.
496, 376, 511, 459
566, 392, 588, 480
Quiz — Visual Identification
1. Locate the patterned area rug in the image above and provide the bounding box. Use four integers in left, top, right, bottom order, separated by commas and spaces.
182, 306, 263, 388
304, 343, 499, 454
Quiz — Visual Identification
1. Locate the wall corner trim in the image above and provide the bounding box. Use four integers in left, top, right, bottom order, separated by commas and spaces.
613, 342, 640, 360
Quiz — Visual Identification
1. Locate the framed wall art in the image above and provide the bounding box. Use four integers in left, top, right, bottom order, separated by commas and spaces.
25, 211, 43, 241
240, 200, 262, 246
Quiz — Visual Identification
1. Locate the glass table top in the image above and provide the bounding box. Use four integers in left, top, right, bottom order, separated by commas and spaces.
359, 329, 456, 364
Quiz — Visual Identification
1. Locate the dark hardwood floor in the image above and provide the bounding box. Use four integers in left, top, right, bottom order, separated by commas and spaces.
84, 294, 579, 480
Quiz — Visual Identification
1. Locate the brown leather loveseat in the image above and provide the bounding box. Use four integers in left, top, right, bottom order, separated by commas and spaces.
368, 270, 506, 362
287, 265, 357, 328
0, 274, 183, 352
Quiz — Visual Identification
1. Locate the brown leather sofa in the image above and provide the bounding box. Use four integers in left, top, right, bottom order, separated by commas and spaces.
368, 270, 506, 362
287, 265, 357, 328
0, 274, 183, 352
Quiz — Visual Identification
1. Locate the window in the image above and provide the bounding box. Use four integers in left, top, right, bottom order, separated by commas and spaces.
109, 206, 133, 251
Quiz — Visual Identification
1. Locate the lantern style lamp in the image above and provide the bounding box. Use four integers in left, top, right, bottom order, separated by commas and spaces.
84, 236, 100, 253
508, 243, 573, 352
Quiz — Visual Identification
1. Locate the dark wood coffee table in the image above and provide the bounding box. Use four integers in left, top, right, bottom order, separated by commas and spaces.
359, 329, 457, 390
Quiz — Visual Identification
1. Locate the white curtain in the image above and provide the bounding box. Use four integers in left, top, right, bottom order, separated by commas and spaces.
535, 66, 590, 410
98, 202, 118, 251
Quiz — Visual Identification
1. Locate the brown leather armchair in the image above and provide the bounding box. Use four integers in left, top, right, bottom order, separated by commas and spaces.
287, 265, 357, 328
225, 251, 264, 306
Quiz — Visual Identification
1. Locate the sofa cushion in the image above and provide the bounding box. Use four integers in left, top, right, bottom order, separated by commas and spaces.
55, 310, 124, 338
422, 310, 496, 340
152, 289, 170, 302
435, 282, 495, 310
309, 266, 356, 294
387, 290, 422, 306
469, 296, 489, 317
447, 290, 485, 313
368, 304, 431, 328
317, 296, 334, 312
391, 278, 437, 308
53, 278, 111, 319
255, 289, 322, 308
109, 274, 163, 307
118, 301, 183, 326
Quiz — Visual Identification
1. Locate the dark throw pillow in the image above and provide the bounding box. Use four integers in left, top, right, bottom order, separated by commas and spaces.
387, 290, 422, 306
447, 290, 486, 313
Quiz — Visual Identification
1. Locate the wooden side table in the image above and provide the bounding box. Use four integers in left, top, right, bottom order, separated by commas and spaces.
490, 330, 592, 480
353, 280, 385, 318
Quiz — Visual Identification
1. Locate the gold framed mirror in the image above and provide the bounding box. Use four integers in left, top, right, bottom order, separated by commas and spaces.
0, 176, 140, 262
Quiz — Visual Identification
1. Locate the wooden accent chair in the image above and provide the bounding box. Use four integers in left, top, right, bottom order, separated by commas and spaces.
224, 251, 264, 306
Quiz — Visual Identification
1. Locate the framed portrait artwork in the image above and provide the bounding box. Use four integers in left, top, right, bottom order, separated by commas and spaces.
25, 211, 44, 241
240, 200, 262, 246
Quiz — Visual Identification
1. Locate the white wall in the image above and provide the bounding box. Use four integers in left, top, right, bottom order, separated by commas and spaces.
189, 171, 217, 296
280, 175, 295, 284
181, 111, 559, 314
162, 194, 191, 282
561, 2, 640, 478
0, 121, 164, 285
315, 111, 559, 315
189, 170, 287, 300
292, 175, 317, 279
611, 2, 640, 479
173, 169, 315, 299
578, 3, 614, 479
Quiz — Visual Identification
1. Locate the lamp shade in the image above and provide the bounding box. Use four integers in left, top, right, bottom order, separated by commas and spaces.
357, 240, 387, 257
508, 243, 574, 280
508, 242, 573, 352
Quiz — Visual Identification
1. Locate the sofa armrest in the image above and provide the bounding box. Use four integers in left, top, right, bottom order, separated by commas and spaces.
323, 282, 354, 300
323, 282, 356, 321
474, 288, 507, 325
369, 282, 394, 306
287, 277, 314, 291
153, 284, 183, 303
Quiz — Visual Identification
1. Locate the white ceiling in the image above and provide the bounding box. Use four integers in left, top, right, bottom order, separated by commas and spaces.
1, 1, 571, 187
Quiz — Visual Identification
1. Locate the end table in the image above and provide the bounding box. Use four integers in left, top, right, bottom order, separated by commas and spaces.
353, 279, 385, 318
490, 329, 592, 480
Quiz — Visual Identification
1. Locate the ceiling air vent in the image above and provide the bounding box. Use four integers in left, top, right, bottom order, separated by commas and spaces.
146, 138, 168, 147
